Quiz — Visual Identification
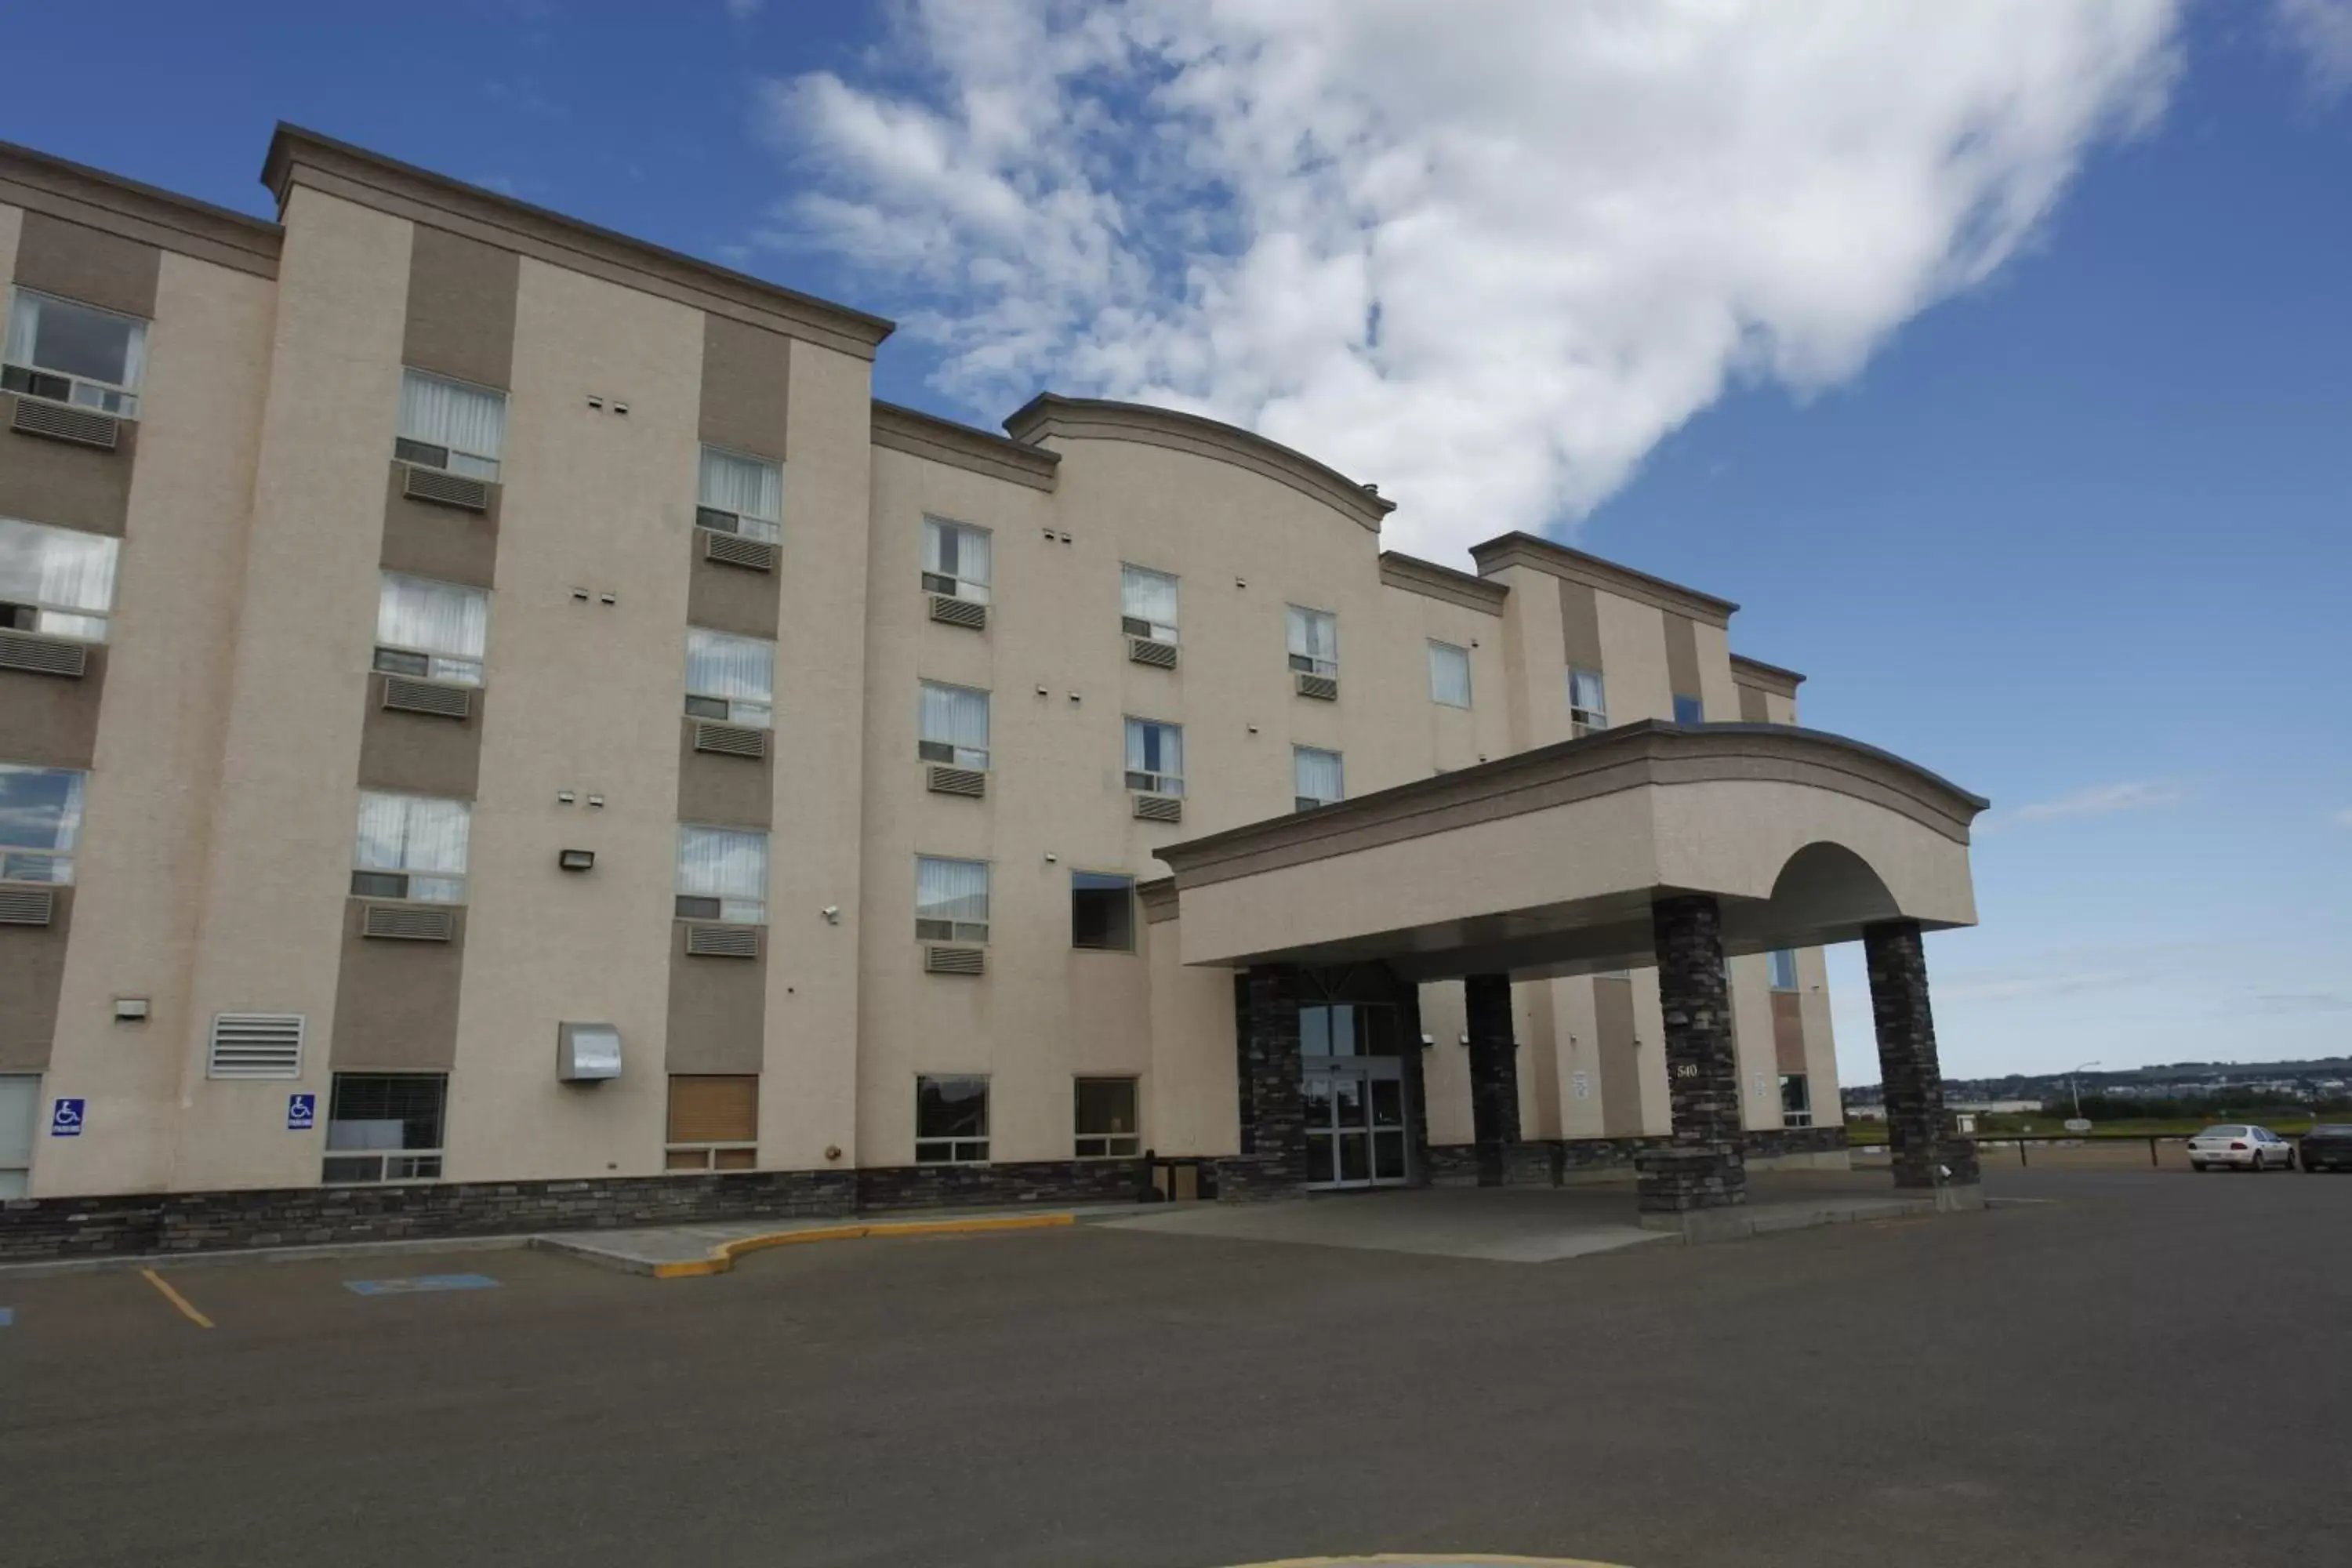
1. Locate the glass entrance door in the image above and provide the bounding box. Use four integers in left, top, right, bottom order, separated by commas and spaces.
1304, 1062, 1409, 1189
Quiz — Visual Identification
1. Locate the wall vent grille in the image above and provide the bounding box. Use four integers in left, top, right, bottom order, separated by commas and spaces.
924, 945, 986, 975
692, 720, 769, 758
361, 902, 457, 942
206, 1012, 304, 1080
684, 922, 761, 958
927, 594, 988, 630
926, 765, 987, 798
382, 677, 472, 719
401, 464, 492, 512
703, 531, 778, 572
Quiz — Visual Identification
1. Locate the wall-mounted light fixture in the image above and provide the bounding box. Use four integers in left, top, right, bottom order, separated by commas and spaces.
114, 996, 151, 1023
558, 848, 596, 873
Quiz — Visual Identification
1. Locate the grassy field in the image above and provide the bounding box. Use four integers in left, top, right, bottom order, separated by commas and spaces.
1843, 1115, 2328, 1143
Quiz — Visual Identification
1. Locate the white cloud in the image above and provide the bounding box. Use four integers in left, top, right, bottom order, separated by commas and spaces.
757, 0, 2181, 564
1987, 779, 2184, 828
2275, 0, 2352, 94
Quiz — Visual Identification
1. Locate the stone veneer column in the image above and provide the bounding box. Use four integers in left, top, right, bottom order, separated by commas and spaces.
1864, 920, 1981, 1192
1464, 972, 1521, 1186
1392, 971, 1434, 1184
1638, 895, 1748, 1212
1231, 964, 1306, 1196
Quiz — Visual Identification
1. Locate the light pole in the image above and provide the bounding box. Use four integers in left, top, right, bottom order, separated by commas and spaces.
2071, 1060, 2103, 1120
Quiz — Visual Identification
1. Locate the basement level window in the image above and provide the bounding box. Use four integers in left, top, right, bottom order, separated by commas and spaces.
322, 1073, 446, 1184
916, 1075, 989, 1165
1075, 1076, 1140, 1159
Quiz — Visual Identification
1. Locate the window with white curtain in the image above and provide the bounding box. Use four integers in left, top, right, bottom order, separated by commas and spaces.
3, 290, 147, 416
676, 825, 768, 924
0, 519, 119, 641
917, 681, 990, 769
1294, 746, 1344, 811
1570, 667, 1608, 735
1124, 717, 1184, 796
375, 573, 489, 686
350, 792, 471, 904
1120, 564, 1178, 642
684, 629, 774, 726
396, 369, 506, 481
1287, 604, 1338, 676
697, 447, 782, 543
0, 764, 85, 885
921, 517, 991, 604
1428, 641, 1472, 708
915, 855, 990, 942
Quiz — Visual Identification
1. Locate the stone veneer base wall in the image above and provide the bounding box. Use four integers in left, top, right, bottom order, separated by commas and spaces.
0, 1158, 1159, 1264
1424, 1125, 1850, 1188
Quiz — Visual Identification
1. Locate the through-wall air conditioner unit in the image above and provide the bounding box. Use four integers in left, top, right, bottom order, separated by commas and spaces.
360, 902, 457, 942
381, 676, 473, 719
702, 529, 778, 572
927, 594, 987, 630
10, 397, 118, 449
924, 945, 986, 976
0, 886, 58, 926
0, 627, 89, 677
691, 720, 769, 758
926, 765, 986, 798
684, 921, 761, 958
1131, 793, 1183, 824
1294, 672, 1339, 702
401, 463, 492, 512
1127, 637, 1178, 670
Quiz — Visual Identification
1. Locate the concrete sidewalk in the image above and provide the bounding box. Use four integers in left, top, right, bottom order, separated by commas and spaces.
528, 1204, 1156, 1277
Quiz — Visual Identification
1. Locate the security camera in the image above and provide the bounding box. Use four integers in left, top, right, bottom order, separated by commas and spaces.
822, 906, 841, 924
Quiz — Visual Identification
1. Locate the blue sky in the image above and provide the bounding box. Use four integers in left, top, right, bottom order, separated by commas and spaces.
4, 2, 2346, 1083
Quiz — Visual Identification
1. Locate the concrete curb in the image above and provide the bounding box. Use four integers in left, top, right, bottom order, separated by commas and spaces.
534, 1211, 1082, 1278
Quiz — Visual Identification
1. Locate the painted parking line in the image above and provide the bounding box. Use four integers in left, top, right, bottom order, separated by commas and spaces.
343, 1273, 500, 1297
139, 1268, 216, 1329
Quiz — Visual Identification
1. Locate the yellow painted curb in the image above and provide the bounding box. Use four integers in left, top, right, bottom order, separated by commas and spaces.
649, 1212, 1076, 1278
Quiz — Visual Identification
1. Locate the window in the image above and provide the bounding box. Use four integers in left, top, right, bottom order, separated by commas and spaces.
1294, 746, 1344, 811
1120, 564, 1178, 642
1769, 949, 1800, 991
684, 628, 774, 727
916, 1075, 989, 1164
1287, 604, 1338, 676
375, 573, 488, 686
0, 519, 119, 642
697, 446, 782, 543
918, 681, 990, 768
1780, 1073, 1813, 1128
1673, 693, 1705, 726
915, 855, 989, 942
1076, 1076, 1140, 1158
1071, 872, 1135, 952
396, 369, 506, 481
0, 1074, 38, 1199
3, 290, 146, 416
666, 1075, 758, 1171
321, 1073, 447, 1184
0, 764, 85, 885
1123, 717, 1184, 795
922, 517, 992, 604
350, 792, 470, 903
1570, 667, 1608, 735
1428, 641, 1472, 708
676, 825, 768, 924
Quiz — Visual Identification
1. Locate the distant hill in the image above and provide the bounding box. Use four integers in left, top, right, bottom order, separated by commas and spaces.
1843, 1057, 2352, 1109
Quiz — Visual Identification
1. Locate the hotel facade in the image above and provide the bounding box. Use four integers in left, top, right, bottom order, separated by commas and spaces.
0, 128, 1987, 1251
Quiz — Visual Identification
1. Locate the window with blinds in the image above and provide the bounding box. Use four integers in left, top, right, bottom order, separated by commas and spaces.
666, 1074, 759, 1171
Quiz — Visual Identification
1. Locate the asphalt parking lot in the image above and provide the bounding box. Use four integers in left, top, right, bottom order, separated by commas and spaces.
2, 1168, 2346, 1568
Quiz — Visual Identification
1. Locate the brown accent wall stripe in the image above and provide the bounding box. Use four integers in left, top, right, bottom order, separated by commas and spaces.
1663, 612, 1702, 704
1737, 684, 1769, 724
684, 549, 781, 640
12, 212, 161, 318
666, 925, 768, 1073
355, 678, 485, 800
699, 316, 791, 459
401, 226, 519, 390
379, 464, 501, 588
327, 899, 466, 1069
0, 401, 139, 537
1769, 990, 1808, 1074
676, 719, 774, 827
1592, 976, 1642, 1138
0, 649, 107, 770
0, 886, 71, 1071
1557, 578, 1604, 672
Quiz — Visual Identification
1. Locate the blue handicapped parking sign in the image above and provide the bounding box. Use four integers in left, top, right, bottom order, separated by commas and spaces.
49, 1098, 85, 1138
286, 1093, 317, 1131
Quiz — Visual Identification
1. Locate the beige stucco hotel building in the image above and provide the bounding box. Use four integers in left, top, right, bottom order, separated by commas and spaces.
0, 128, 1989, 1249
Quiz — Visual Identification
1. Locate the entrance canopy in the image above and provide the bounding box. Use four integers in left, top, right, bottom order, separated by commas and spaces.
1153, 722, 1987, 982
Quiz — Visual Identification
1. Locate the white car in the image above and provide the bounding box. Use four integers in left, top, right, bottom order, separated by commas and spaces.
2187, 1124, 2296, 1171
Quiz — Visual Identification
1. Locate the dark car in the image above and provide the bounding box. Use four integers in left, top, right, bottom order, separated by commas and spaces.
2299, 1124, 2352, 1174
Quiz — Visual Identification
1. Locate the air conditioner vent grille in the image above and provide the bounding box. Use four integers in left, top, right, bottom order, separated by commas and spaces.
927, 594, 988, 630
703, 530, 778, 572
206, 1012, 304, 1080
10, 397, 118, 448
684, 922, 761, 958
382, 676, 472, 718
693, 720, 769, 758
926, 765, 987, 798
1127, 637, 1178, 670
361, 902, 457, 942
1132, 793, 1184, 824
0, 886, 57, 926
401, 464, 492, 512
1294, 672, 1340, 702
924, 945, 986, 975
0, 628, 88, 677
